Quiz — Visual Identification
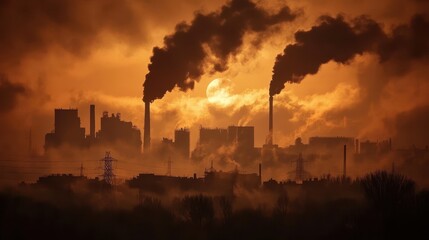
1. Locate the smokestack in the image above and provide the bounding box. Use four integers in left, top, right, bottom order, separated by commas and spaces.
343, 144, 347, 180
259, 163, 262, 185
90, 104, 95, 139
144, 101, 151, 151
268, 96, 273, 145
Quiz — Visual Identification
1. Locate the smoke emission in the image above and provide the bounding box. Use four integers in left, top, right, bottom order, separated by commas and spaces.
143, 0, 298, 102
270, 14, 429, 96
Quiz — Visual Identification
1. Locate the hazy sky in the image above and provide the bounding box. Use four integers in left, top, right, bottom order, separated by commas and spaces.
1, 0, 429, 155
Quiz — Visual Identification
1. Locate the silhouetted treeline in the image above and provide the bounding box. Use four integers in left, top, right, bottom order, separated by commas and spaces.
1, 171, 428, 240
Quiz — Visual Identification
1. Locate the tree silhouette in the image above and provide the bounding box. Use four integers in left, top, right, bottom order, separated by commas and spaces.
181, 194, 214, 226
361, 171, 415, 213
218, 196, 233, 222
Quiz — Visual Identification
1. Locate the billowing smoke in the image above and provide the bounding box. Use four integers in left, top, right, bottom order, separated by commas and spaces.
270, 15, 385, 96
143, 0, 298, 102
270, 14, 429, 96
379, 14, 429, 62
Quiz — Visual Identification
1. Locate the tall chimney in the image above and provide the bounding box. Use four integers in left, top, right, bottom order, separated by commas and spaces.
259, 163, 262, 185
90, 104, 95, 139
144, 101, 151, 151
268, 96, 273, 145
343, 144, 347, 180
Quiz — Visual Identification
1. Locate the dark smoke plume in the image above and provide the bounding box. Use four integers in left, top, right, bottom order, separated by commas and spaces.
143, 0, 297, 102
270, 15, 385, 96
0, 75, 27, 113
270, 14, 429, 96
379, 14, 429, 61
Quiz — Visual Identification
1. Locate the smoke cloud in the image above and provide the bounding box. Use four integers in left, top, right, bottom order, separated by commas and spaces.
0, 0, 147, 64
387, 104, 429, 148
379, 14, 429, 62
270, 15, 385, 96
143, 0, 298, 102
270, 14, 429, 96
0, 74, 27, 113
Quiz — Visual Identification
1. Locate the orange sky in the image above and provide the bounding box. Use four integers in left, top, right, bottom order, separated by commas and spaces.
1, 0, 429, 156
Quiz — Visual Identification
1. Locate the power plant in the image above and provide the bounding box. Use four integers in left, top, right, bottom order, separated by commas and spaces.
41, 97, 399, 185
44, 104, 141, 155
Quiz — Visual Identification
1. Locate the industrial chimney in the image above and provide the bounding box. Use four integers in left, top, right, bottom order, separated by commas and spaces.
268, 96, 273, 145
144, 101, 151, 151
90, 104, 95, 139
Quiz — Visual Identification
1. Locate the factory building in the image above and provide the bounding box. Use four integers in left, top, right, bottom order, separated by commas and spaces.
45, 109, 86, 149
175, 128, 190, 159
191, 125, 258, 166
45, 105, 142, 155
227, 126, 254, 149
96, 111, 142, 152
199, 127, 228, 149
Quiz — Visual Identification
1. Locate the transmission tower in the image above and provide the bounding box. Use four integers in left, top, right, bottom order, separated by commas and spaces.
101, 151, 117, 185
289, 153, 311, 183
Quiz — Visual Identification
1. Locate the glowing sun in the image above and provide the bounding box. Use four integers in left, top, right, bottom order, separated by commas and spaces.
206, 78, 234, 107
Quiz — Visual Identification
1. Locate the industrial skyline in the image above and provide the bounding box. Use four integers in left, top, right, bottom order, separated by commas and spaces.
0, 0, 429, 188
31, 101, 425, 187
2, 0, 429, 160
0, 0, 429, 238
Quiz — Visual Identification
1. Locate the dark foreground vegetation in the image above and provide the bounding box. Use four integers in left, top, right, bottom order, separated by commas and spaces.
1, 171, 428, 240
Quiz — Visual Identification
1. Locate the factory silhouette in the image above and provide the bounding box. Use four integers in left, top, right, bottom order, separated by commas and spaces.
42, 96, 409, 188
44, 104, 142, 156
